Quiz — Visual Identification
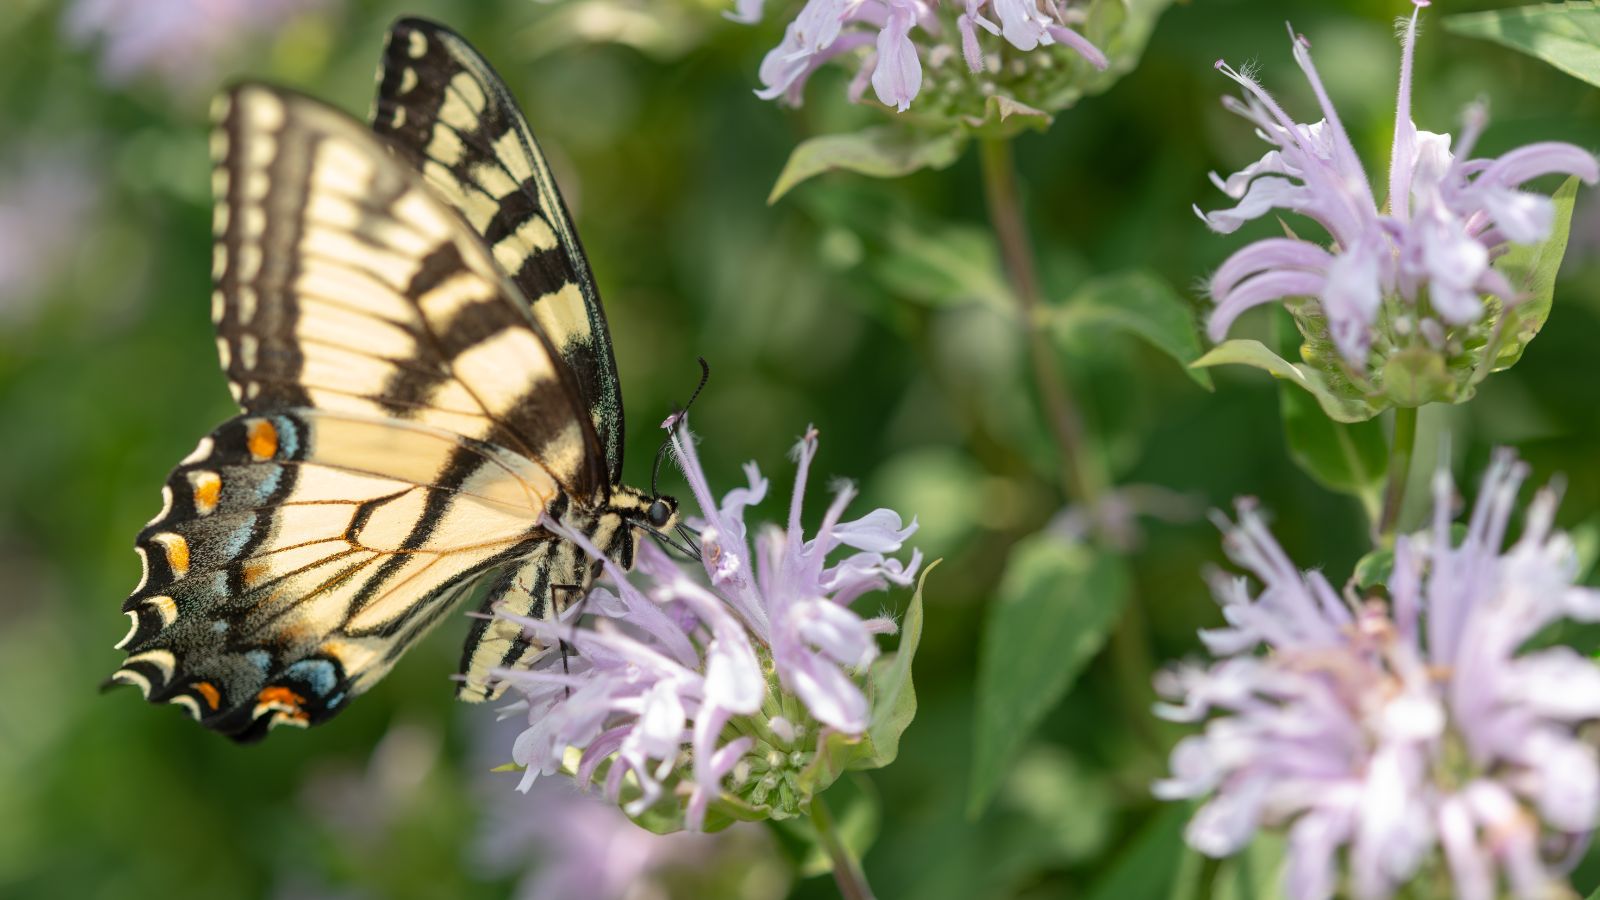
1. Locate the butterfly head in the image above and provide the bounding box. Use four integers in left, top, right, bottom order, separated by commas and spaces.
646, 495, 678, 530
606, 485, 696, 561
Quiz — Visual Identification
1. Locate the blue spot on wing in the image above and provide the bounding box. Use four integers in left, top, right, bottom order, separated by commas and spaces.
284, 659, 338, 698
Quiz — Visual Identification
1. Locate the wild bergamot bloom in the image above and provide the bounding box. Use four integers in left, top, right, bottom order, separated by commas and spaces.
492, 421, 922, 832
1155, 452, 1600, 900
735, 0, 1140, 119
1199, 1, 1598, 416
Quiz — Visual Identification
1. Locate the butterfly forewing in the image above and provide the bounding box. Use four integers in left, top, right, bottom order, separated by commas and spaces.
371, 17, 625, 484
213, 84, 606, 498
112, 84, 610, 740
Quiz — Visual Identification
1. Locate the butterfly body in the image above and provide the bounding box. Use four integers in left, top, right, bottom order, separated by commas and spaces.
109, 20, 677, 741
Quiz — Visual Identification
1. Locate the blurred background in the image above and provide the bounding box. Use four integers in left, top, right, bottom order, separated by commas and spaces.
3, 0, 1600, 897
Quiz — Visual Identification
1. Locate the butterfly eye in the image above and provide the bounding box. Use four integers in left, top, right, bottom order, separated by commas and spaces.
647, 498, 672, 528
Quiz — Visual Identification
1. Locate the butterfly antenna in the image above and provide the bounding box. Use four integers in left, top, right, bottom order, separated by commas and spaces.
676, 523, 703, 561
643, 524, 702, 561
650, 357, 711, 499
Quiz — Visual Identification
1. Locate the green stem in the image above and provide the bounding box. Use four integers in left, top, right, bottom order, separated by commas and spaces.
1194, 855, 1223, 900
811, 793, 875, 900
1377, 406, 1419, 544
977, 137, 1104, 512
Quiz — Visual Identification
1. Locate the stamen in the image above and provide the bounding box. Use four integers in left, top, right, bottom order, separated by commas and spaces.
1288, 20, 1376, 211
1388, 0, 1426, 221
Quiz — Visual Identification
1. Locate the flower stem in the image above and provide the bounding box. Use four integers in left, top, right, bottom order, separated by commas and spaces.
978, 137, 1104, 512
811, 792, 875, 900
1377, 405, 1419, 544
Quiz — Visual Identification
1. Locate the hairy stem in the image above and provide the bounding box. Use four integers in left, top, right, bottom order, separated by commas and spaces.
978, 137, 1104, 511
811, 792, 875, 900
1378, 405, 1419, 544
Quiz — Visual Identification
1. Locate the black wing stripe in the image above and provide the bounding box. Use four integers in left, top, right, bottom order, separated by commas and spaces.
211, 84, 607, 497
372, 17, 624, 483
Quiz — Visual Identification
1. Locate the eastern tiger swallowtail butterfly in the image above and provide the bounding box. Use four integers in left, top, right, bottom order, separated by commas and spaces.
108, 17, 683, 742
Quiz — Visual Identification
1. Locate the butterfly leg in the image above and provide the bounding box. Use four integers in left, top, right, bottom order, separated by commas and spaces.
456, 539, 587, 701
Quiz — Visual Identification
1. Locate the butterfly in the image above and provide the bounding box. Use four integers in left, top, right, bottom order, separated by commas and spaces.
108, 17, 684, 742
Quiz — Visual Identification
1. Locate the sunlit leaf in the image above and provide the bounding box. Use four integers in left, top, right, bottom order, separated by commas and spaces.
800, 561, 934, 795
1446, 5, 1600, 88
962, 95, 1054, 139
970, 536, 1128, 816
769, 127, 964, 203
1052, 270, 1213, 389
1486, 176, 1582, 372
1192, 339, 1385, 422
875, 221, 1011, 310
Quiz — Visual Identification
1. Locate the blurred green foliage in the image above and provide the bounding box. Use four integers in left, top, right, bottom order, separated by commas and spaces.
4, 0, 1600, 897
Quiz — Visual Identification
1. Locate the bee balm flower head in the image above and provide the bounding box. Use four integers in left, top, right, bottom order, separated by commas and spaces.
1199, 2, 1598, 413
493, 422, 922, 832
1156, 452, 1600, 900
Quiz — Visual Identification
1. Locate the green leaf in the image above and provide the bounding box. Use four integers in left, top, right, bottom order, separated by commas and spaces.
970, 536, 1129, 816
864, 558, 929, 766
798, 560, 933, 795
1488, 176, 1582, 372
994, 745, 1116, 866
961, 95, 1055, 140
1051, 270, 1214, 389
1192, 339, 1385, 422
1271, 310, 1386, 512
874, 221, 1011, 310
1445, 5, 1600, 89
769, 127, 964, 203
1352, 548, 1395, 591
1279, 381, 1386, 515
1084, 804, 1190, 900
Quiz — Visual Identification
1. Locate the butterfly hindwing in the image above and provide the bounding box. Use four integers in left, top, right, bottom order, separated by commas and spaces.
371, 17, 625, 484
112, 84, 612, 740
113, 409, 559, 740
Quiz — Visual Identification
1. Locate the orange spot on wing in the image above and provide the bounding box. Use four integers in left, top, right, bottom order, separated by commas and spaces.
257, 685, 305, 709
256, 685, 311, 727
157, 534, 191, 578
193, 681, 221, 710
241, 560, 270, 587
191, 471, 222, 514
246, 419, 278, 460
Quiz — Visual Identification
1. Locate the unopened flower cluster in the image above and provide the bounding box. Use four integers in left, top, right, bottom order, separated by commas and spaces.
494, 423, 920, 831
1156, 453, 1600, 900
1200, 1, 1598, 411
734, 0, 1110, 117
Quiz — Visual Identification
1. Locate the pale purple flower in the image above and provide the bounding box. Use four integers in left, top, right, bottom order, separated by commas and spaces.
493, 423, 919, 831
64, 0, 328, 89
1200, 2, 1599, 364
746, 0, 1105, 111
1155, 452, 1600, 900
